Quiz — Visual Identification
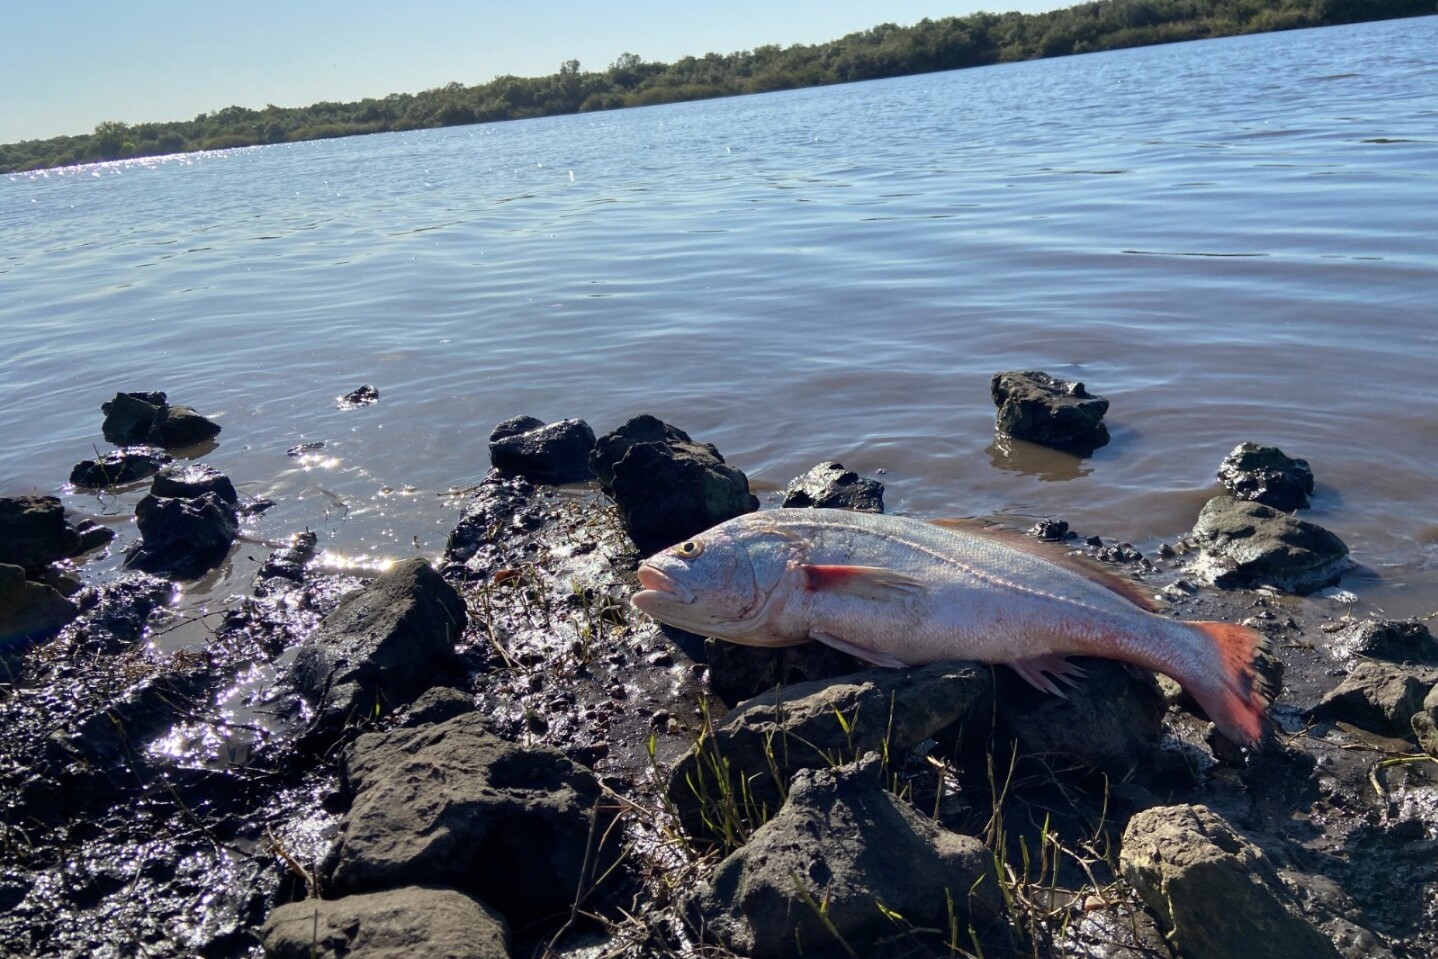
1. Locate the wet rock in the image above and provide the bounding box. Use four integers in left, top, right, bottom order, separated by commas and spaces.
257, 531, 319, 585
686, 757, 996, 959
101, 391, 221, 447
667, 663, 990, 841
1191, 495, 1349, 594
488, 416, 596, 484
1029, 517, 1072, 541
1412, 686, 1438, 756
589, 414, 758, 555
780, 461, 884, 512
994, 658, 1167, 775
0, 494, 110, 569
262, 886, 512, 959
990, 370, 1110, 452
1218, 442, 1315, 511
399, 686, 474, 727
325, 712, 616, 927
338, 384, 380, 409
703, 638, 866, 704
0, 563, 77, 646
68, 446, 173, 488
289, 558, 466, 734
151, 463, 240, 505
1328, 619, 1438, 666
1120, 804, 1343, 959
70, 573, 175, 647
1308, 661, 1438, 737
127, 491, 238, 579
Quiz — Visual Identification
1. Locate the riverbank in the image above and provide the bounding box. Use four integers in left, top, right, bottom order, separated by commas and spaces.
2, 394, 1436, 958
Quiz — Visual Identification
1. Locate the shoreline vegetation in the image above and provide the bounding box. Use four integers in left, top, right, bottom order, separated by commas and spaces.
4, 0, 1434, 175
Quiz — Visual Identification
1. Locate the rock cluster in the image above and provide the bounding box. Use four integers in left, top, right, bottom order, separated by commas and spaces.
990, 370, 1110, 452
101, 390, 222, 448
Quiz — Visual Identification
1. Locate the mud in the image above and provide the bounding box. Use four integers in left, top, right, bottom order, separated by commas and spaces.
1, 464, 1436, 958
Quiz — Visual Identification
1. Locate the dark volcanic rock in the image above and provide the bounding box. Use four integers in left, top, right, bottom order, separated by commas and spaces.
1191, 495, 1349, 594
780, 460, 884, 512
1029, 517, 1072, 541
262, 886, 513, 959
668, 663, 990, 842
325, 712, 616, 928
488, 416, 596, 483
994, 658, 1168, 774
990, 370, 1110, 452
289, 558, 466, 734
0, 495, 112, 570
1218, 442, 1315, 511
128, 492, 238, 579
101, 391, 221, 448
69, 447, 173, 488
1308, 661, 1438, 737
1120, 804, 1343, 959
338, 384, 380, 409
686, 757, 997, 959
0, 563, 78, 646
1328, 619, 1438, 667
589, 414, 758, 555
150, 463, 239, 505
257, 531, 319, 586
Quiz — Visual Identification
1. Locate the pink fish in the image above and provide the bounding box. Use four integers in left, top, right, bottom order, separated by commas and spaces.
632, 508, 1270, 745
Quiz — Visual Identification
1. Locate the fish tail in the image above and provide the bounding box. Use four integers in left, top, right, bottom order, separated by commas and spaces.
1179, 620, 1272, 747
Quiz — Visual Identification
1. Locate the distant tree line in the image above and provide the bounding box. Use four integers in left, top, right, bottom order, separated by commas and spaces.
3, 0, 1432, 174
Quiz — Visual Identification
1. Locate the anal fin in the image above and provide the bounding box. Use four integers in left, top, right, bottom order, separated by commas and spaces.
812, 630, 908, 669
1008, 655, 1087, 697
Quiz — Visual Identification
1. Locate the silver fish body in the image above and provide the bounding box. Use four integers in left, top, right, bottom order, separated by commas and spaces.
632, 508, 1269, 744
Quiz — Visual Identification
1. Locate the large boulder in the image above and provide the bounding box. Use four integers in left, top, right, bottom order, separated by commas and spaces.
101, 391, 221, 448
990, 370, 1110, 452
289, 558, 466, 734
1120, 804, 1342, 959
667, 663, 990, 843
324, 712, 616, 928
781, 461, 885, 512
0, 495, 111, 570
262, 886, 511, 959
1217, 442, 1314, 511
488, 415, 596, 483
126, 465, 239, 580
686, 758, 997, 959
1191, 495, 1349, 594
0, 563, 78, 647
589, 414, 758, 555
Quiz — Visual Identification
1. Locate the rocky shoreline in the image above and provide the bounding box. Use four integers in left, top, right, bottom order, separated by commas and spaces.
1, 381, 1435, 959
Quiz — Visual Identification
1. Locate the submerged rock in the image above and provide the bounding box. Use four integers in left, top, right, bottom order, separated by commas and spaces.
1218, 442, 1315, 511
324, 712, 616, 928
101, 391, 221, 448
686, 757, 996, 959
0, 563, 77, 647
262, 886, 512, 959
589, 414, 758, 555
781, 460, 885, 512
1120, 804, 1342, 959
1190, 495, 1349, 594
68, 446, 173, 488
338, 384, 380, 409
667, 663, 990, 842
990, 370, 1110, 453
0, 495, 112, 570
126, 466, 240, 579
487, 415, 596, 483
289, 558, 466, 735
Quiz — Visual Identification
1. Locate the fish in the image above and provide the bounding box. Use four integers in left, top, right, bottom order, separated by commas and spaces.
631, 508, 1270, 745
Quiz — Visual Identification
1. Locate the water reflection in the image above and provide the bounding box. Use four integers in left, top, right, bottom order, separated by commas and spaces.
986, 434, 1094, 483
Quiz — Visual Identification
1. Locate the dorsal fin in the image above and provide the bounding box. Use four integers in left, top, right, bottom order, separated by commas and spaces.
928, 517, 1162, 613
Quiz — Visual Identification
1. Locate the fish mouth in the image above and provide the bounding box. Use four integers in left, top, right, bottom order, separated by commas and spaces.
635, 564, 694, 605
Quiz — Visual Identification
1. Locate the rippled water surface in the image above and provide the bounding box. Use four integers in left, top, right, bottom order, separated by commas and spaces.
4, 17, 1437, 618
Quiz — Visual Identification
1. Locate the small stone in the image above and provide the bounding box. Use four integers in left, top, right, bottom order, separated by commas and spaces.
1029, 518, 1071, 541
338, 384, 380, 408
261, 886, 511, 959
69, 447, 173, 488
781, 461, 884, 512
1327, 619, 1438, 666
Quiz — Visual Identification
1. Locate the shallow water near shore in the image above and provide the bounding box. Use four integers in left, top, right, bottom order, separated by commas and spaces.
3, 17, 1437, 624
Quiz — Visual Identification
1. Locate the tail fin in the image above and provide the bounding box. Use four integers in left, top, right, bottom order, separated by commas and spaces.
1183, 621, 1272, 747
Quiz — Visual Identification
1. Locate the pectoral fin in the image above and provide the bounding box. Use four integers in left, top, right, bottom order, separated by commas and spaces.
800, 564, 928, 601
812, 630, 909, 669
1008, 655, 1087, 697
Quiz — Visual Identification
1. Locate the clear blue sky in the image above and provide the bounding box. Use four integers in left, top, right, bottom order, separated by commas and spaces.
2, 1, 1067, 144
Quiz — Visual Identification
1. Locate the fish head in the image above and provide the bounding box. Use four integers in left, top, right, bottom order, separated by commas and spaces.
632, 521, 795, 639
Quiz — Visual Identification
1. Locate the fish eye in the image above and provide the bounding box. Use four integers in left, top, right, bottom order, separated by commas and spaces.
675, 540, 704, 558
